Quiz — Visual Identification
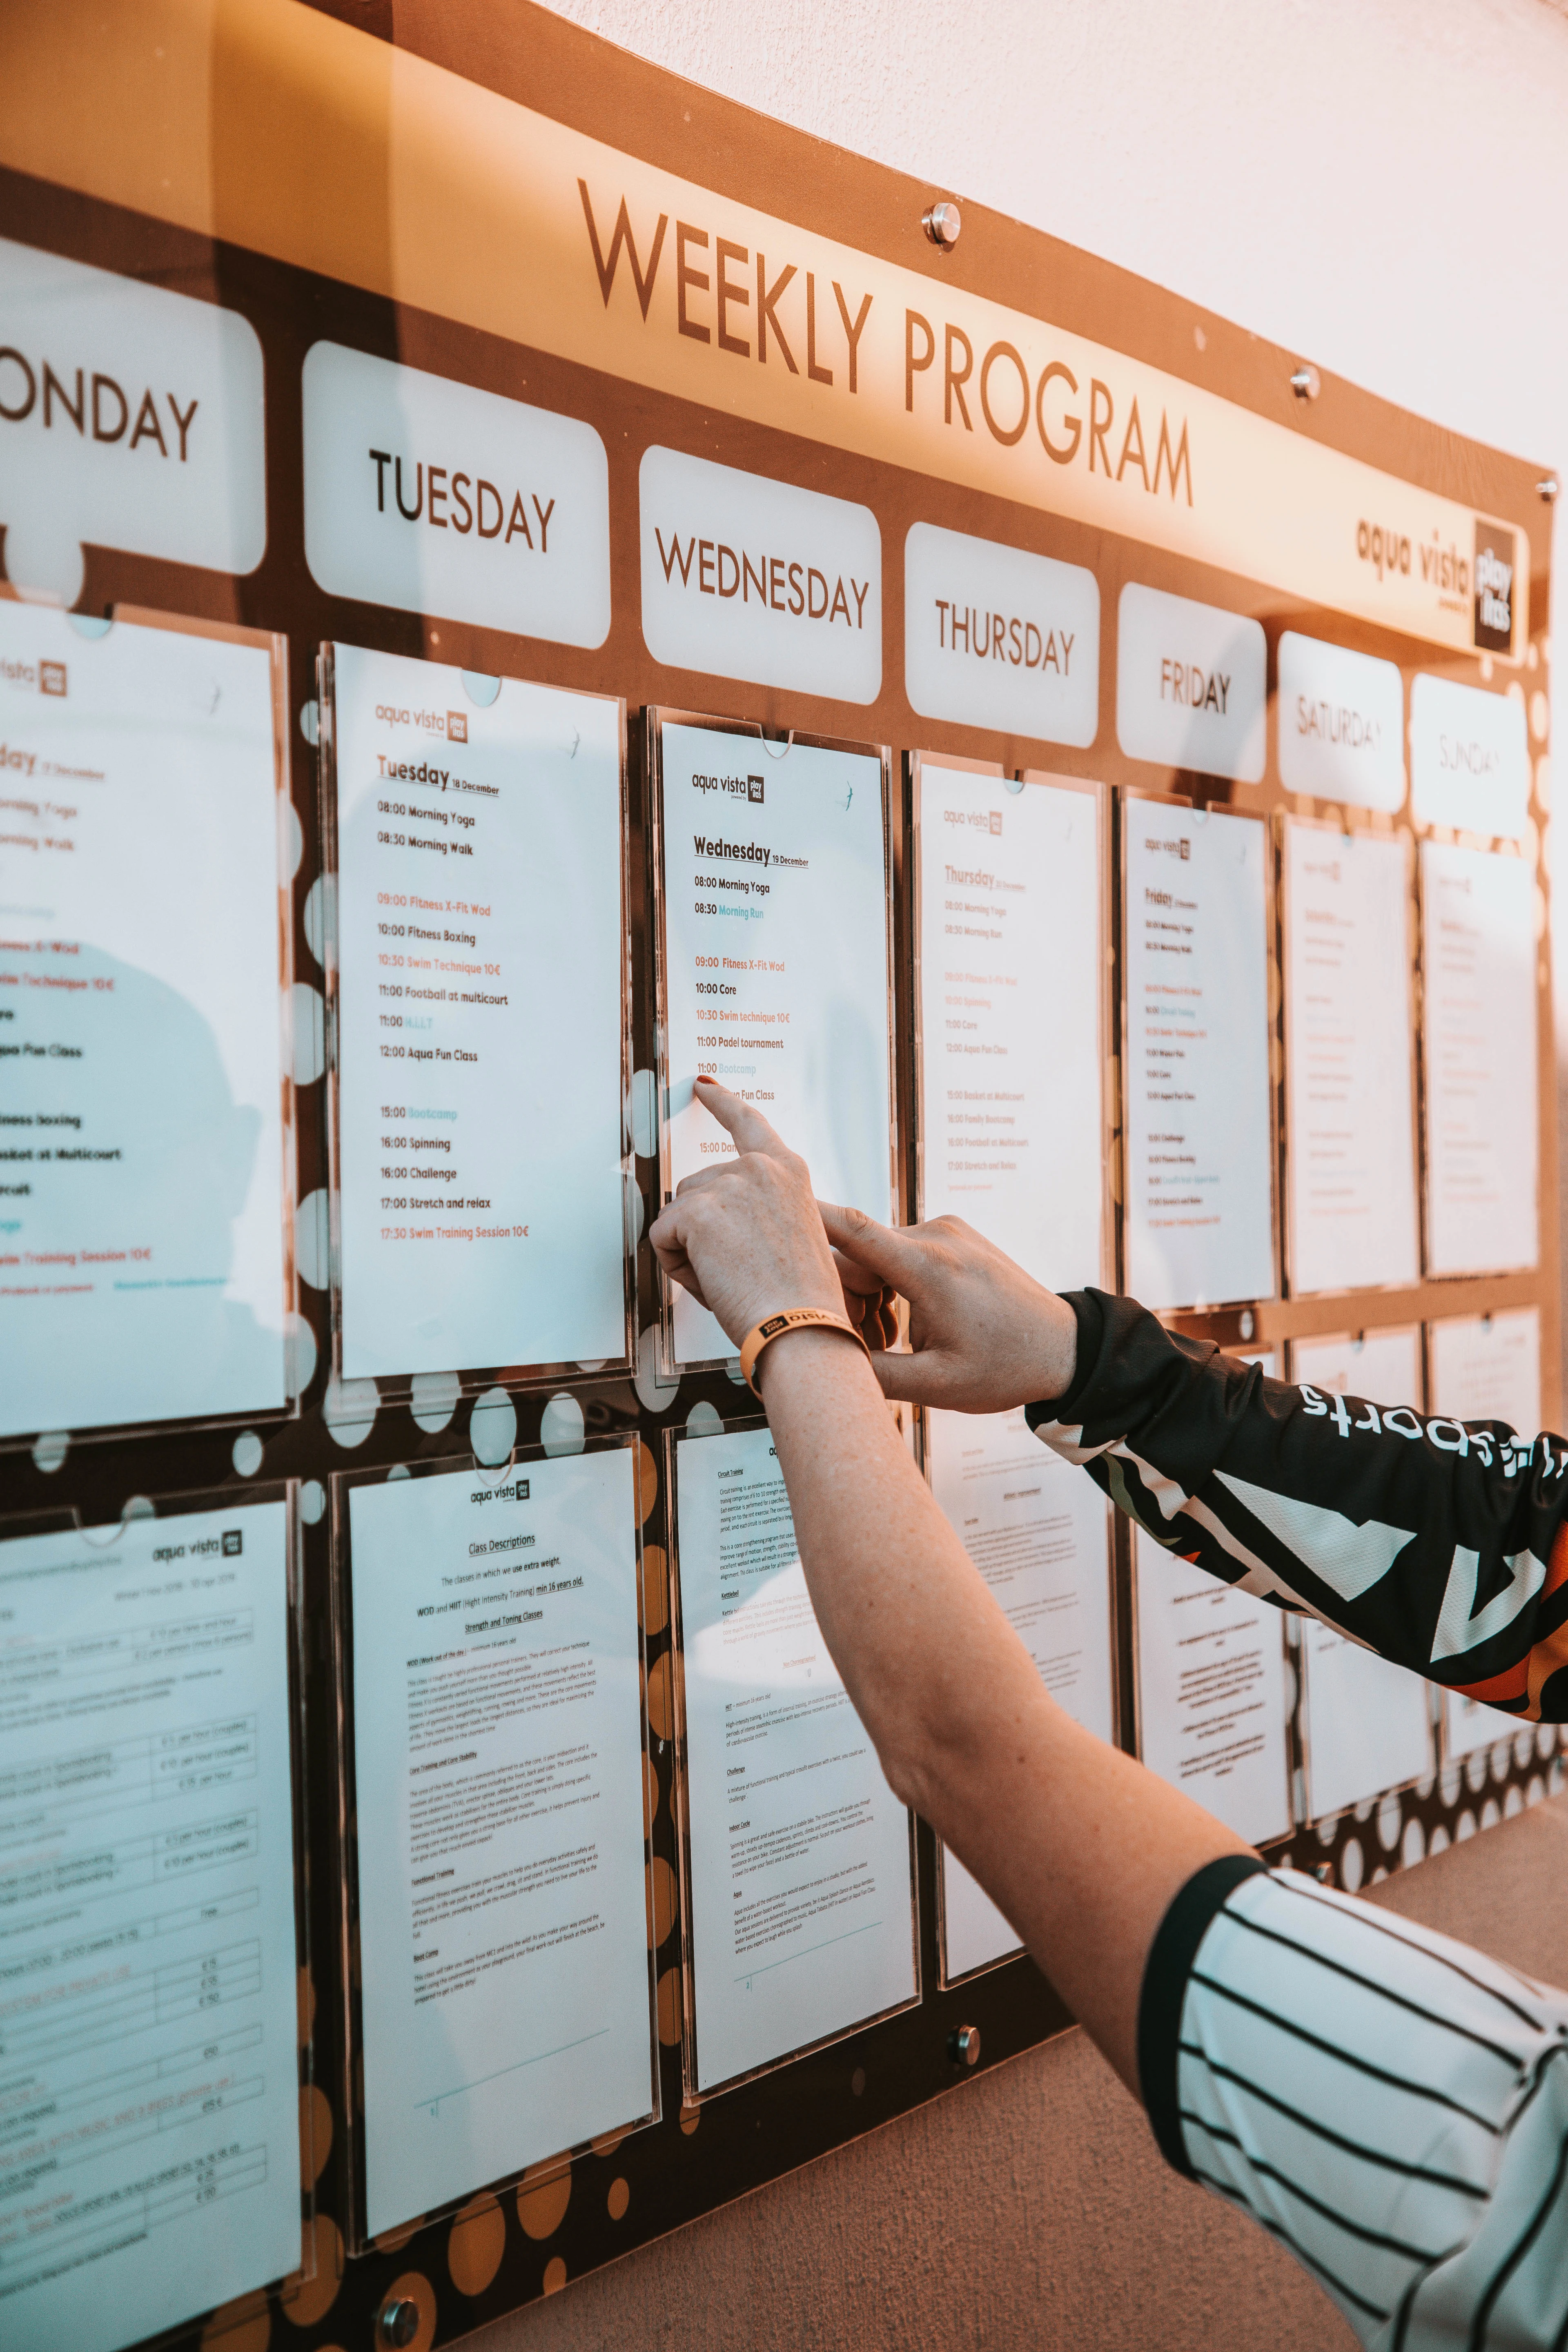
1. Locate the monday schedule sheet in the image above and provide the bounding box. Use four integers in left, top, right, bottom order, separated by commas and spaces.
0, 603, 289, 1437
657, 724, 894, 1367
330, 644, 627, 1381
347, 1448, 654, 2238
0, 1497, 301, 2352
673, 1425, 917, 2094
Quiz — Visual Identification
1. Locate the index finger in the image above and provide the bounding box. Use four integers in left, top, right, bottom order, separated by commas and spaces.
692, 1072, 792, 1158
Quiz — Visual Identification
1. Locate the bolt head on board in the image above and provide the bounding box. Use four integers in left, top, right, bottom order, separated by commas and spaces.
1539, 476, 1560, 505
948, 2023, 982, 2067
1290, 364, 1321, 402
923, 200, 962, 252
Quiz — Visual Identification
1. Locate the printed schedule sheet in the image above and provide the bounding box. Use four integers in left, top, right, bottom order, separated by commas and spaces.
331, 645, 627, 1380
1122, 802, 1274, 1311
658, 726, 893, 1366
0, 603, 289, 1437
0, 1499, 301, 2352
914, 762, 1112, 1977
674, 1425, 917, 2093
347, 1449, 654, 2238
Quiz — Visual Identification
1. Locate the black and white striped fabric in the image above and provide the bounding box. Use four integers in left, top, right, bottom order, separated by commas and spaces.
1140, 1857, 1568, 2350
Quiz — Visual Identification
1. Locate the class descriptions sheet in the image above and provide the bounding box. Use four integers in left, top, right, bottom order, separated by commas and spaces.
659, 727, 893, 1365
1290, 1328, 1432, 1815
928, 1410, 1113, 1980
332, 646, 626, 1379
674, 1425, 917, 2092
0, 1499, 301, 2352
348, 1449, 653, 2238
1420, 842, 1537, 1276
1135, 1528, 1291, 1846
1283, 822, 1419, 1294
1123, 804, 1274, 1310
0, 603, 287, 1437
915, 767, 1101, 1289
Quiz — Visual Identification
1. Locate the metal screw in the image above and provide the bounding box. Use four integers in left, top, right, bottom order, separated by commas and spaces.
377, 2296, 421, 2349
1290, 365, 1321, 402
948, 2023, 982, 2068
1312, 1862, 1333, 1886
1539, 476, 1560, 505
923, 200, 962, 252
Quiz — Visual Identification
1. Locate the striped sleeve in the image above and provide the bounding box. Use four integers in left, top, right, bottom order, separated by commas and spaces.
1138, 1861, 1568, 2350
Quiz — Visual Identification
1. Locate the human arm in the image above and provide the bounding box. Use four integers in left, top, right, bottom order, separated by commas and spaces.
648, 1081, 1246, 2096
822, 1207, 1568, 1724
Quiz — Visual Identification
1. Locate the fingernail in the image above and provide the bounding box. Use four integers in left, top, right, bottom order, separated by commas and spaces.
695, 1072, 719, 1085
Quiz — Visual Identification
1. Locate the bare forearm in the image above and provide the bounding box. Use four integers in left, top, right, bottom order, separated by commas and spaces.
758, 1328, 1247, 2094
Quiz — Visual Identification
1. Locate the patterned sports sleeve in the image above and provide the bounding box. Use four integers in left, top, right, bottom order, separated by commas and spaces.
1138, 1858, 1568, 2352
1024, 1289, 1568, 1724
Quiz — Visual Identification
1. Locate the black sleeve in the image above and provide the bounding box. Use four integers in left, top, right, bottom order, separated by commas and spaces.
1136, 1853, 1268, 2172
1026, 1289, 1568, 1724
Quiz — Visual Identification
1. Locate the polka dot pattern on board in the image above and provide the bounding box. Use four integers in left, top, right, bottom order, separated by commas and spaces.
409, 1369, 460, 1433
302, 874, 336, 969
1376, 1791, 1402, 1852
607, 2177, 630, 2221
635, 1324, 679, 1415
470, 1385, 517, 1467
1339, 1836, 1364, 1892
201, 2290, 271, 2352
31, 1429, 68, 1474
517, 2157, 572, 2240
640, 1544, 669, 1637
629, 1068, 657, 1160
281, 2213, 343, 2327
294, 1189, 330, 1291
462, 670, 501, 707
285, 1312, 318, 1400
289, 981, 325, 1087
685, 1399, 723, 1439
448, 2193, 506, 2296
323, 1374, 378, 1448
298, 697, 320, 746
280, 795, 304, 882
541, 1392, 586, 1455
301, 2083, 332, 2186
300, 1479, 326, 1525
232, 1429, 263, 1478
543, 2258, 568, 2295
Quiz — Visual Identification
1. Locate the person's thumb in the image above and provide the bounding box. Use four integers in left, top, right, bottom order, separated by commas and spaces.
863, 1344, 947, 1405
817, 1200, 924, 1288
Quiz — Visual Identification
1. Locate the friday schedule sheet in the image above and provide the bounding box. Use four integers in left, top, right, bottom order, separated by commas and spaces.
347, 1448, 654, 2237
0, 1498, 301, 2352
673, 1425, 917, 2093
1122, 802, 1274, 1311
0, 604, 288, 1437
658, 726, 893, 1366
331, 644, 626, 1381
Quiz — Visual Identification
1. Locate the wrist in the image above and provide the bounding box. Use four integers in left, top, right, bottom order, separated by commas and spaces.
753, 1317, 876, 1402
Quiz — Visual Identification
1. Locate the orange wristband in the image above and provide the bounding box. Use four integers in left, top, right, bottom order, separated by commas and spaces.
738, 1308, 872, 1397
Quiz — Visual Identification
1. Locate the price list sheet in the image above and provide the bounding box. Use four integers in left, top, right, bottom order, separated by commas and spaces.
0, 1498, 301, 2352
657, 724, 893, 1366
1290, 1327, 1433, 1815
0, 603, 289, 1438
346, 1448, 654, 2238
1283, 821, 1419, 1295
1134, 1526, 1291, 1845
1420, 842, 1538, 1277
330, 645, 626, 1380
926, 1412, 1112, 1979
673, 1425, 917, 2094
914, 764, 1102, 1287
1122, 803, 1274, 1310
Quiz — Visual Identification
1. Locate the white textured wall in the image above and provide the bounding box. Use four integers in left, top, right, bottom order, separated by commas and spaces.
547, 0, 1568, 1385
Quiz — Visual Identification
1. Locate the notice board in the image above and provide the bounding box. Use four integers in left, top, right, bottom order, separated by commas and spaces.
0, 2, 1560, 2345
